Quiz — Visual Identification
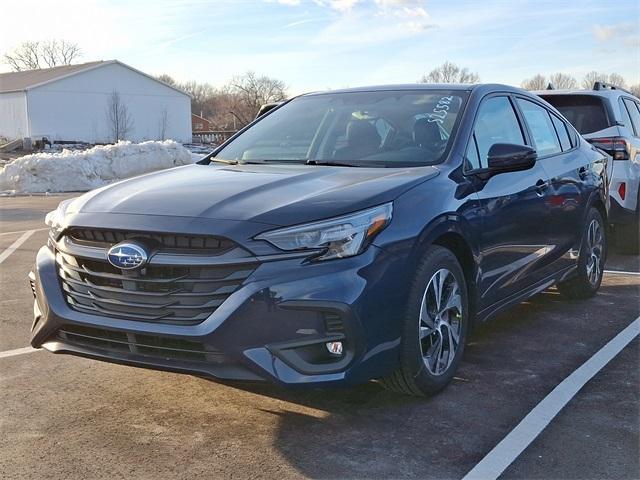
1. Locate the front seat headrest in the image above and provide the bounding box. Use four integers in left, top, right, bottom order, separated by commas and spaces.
346, 120, 381, 147
413, 118, 442, 149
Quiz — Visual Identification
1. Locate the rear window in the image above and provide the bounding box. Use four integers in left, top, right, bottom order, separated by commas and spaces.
540, 95, 611, 135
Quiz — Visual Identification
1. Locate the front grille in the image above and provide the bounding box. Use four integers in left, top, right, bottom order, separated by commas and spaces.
57, 325, 225, 363
56, 249, 257, 326
68, 228, 234, 254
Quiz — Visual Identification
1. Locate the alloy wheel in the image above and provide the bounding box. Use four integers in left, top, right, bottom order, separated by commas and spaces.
419, 269, 463, 376
585, 219, 604, 286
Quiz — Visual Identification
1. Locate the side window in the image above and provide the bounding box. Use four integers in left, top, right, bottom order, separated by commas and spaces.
618, 98, 634, 132
465, 134, 481, 170
516, 98, 562, 156
550, 114, 572, 151
472, 96, 524, 168
567, 123, 580, 147
622, 98, 640, 137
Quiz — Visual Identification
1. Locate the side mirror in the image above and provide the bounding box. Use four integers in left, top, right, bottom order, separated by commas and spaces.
487, 143, 537, 174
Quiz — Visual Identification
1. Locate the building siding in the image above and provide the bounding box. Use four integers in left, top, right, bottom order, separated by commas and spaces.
26, 62, 191, 143
0, 91, 29, 140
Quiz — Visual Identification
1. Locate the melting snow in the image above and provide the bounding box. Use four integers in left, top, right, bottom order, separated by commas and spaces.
0, 140, 199, 194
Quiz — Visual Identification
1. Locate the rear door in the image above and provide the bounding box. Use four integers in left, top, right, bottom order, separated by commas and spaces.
619, 97, 640, 213
466, 95, 553, 310
514, 96, 588, 272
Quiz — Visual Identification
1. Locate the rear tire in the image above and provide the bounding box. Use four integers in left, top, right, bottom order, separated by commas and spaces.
557, 208, 606, 299
381, 246, 469, 396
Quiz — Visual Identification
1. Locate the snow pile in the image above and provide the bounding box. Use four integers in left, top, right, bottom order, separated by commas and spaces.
0, 140, 194, 194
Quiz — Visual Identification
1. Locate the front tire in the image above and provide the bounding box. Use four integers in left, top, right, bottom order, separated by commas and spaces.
381, 246, 469, 396
557, 208, 606, 299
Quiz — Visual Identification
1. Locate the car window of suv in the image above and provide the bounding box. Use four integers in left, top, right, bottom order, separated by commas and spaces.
471, 96, 524, 168
517, 98, 562, 156
618, 98, 634, 132
540, 94, 610, 135
622, 98, 640, 137
550, 114, 572, 151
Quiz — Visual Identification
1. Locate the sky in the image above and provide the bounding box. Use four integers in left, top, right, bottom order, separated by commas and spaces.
1, 0, 638, 93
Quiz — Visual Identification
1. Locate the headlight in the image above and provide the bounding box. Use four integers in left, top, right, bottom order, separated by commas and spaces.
45, 198, 77, 238
256, 203, 392, 261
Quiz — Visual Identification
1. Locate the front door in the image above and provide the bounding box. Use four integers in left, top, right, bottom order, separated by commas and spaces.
465, 95, 553, 311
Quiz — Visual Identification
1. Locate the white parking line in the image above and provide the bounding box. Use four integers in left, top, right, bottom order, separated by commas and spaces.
604, 270, 640, 276
0, 227, 47, 236
0, 229, 36, 264
0, 346, 40, 359
462, 316, 640, 480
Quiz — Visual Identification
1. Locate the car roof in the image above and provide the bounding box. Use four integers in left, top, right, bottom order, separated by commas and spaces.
534, 88, 635, 100
302, 83, 528, 96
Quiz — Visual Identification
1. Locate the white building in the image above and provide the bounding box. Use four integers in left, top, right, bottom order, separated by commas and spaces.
0, 60, 191, 143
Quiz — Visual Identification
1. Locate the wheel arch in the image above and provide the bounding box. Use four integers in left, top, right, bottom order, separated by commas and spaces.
409, 215, 480, 319
590, 193, 608, 225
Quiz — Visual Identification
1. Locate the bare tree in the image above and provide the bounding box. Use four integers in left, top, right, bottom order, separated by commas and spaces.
549, 73, 577, 89
228, 71, 287, 123
521, 74, 548, 90
419, 61, 480, 84
3, 40, 81, 71
630, 84, 640, 98
581, 71, 627, 89
180, 80, 217, 118
607, 73, 627, 88
158, 106, 169, 140
156, 73, 178, 87
105, 90, 134, 142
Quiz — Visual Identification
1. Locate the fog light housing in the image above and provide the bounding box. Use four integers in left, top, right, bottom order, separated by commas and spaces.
326, 341, 343, 356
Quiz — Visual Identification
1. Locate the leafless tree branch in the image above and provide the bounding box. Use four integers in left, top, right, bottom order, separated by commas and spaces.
105, 90, 134, 142
3, 40, 82, 71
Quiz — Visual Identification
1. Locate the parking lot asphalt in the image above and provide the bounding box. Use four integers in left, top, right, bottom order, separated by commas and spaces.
1, 194, 638, 480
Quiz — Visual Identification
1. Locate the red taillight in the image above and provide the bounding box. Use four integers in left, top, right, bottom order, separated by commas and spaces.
618, 182, 626, 200
588, 136, 630, 160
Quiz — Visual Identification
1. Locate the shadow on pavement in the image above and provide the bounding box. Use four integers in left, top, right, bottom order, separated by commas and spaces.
217, 279, 639, 479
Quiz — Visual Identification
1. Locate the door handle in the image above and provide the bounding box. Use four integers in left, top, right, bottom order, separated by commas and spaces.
535, 179, 549, 196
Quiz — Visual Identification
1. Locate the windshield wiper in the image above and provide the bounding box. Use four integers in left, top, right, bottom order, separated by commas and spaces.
305, 160, 360, 167
209, 158, 238, 165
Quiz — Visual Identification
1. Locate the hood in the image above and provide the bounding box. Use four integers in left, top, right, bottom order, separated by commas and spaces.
73, 163, 439, 226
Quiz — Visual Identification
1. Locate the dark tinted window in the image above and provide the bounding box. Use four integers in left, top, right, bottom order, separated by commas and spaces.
517, 98, 562, 156
622, 98, 640, 136
550, 114, 571, 151
540, 94, 611, 134
473, 96, 524, 166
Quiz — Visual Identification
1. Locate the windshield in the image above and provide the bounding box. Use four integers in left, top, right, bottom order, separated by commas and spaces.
214, 90, 468, 167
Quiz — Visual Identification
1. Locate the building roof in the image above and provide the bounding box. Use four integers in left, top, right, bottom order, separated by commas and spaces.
0, 61, 104, 93
0, 60, 189, 97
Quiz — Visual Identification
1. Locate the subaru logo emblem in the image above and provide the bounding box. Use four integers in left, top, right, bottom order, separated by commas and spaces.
107, 242, 148, 270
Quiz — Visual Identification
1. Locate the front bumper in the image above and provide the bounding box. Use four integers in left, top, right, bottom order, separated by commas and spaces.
30, 241, 406, 387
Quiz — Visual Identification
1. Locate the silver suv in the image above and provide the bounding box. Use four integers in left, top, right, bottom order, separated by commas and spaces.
537, 83, 640, 253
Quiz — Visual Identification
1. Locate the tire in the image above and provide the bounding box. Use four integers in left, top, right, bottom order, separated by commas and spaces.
381, 245, 470, 396
557, 208, 606, 299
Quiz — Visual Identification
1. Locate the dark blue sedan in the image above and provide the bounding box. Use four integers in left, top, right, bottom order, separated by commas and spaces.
30, 84, 609, 395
